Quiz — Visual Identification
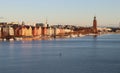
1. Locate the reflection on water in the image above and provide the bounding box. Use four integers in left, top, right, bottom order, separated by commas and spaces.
0, 34, 120, 73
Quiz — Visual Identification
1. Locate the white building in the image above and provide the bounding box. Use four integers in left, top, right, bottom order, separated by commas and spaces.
9, 26, 14, 36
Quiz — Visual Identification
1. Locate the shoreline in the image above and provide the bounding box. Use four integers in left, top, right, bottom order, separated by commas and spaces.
0, 32, 120, 42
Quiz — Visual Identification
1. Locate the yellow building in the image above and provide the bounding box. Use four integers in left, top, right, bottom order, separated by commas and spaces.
27, 26, 32, 36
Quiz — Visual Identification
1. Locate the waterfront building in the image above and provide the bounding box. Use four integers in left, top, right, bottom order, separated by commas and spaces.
36, 23, 47, 36
59, 28, 65, 37
47, 27, 54, 36
54, 28, 60, 36
14, 26, 20, 37
26, 26, 32, 37
42, 26, 47, 36
18, 27, 22, 36
2, 25, 9, 37
32, 26, 42, 36
38, 27, 42, 36
64, 29, 71, 34
25, 26, 29, 36
32, 27, 37, 36
19, 26, 33, 37
8, 26, 14, 36
19, 26, 26, 37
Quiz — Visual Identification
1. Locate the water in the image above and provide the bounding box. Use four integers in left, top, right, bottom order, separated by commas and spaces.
0, 34, 120, 73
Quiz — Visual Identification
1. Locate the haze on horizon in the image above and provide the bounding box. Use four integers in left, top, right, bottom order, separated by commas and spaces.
0, 0, 120, 27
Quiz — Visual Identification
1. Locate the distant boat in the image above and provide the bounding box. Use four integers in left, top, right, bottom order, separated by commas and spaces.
3, 38, 6, 41
9, 38, 14, 41
86, 33, 98, 36
15, 37, 23, 41
78, 34, 85, 37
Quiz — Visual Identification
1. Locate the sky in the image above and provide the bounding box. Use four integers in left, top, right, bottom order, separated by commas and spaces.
0, 0, 120, 27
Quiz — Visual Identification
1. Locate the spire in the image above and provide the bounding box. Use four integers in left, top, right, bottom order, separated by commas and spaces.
43, 18, 48, 27
94, 16, 96, 20
46, 18, 48, 25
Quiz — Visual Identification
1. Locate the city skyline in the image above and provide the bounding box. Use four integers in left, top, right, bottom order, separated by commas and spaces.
0, 0, 120, 27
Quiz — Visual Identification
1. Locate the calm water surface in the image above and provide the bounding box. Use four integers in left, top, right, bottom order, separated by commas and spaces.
0, 34, 120, 73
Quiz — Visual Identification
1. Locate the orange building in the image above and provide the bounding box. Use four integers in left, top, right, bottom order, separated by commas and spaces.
19, 26, 26, 36
59, 28, 65, 35
32, 26, 42, 36
42, 27, 47, 36
32, 27, 37, 36
36, 27, 42, 36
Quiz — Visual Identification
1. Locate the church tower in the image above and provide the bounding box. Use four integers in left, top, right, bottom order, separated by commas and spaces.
93, 16, 97, 33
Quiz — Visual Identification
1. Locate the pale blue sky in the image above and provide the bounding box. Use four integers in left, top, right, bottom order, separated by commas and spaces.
0, 0, 120, 26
